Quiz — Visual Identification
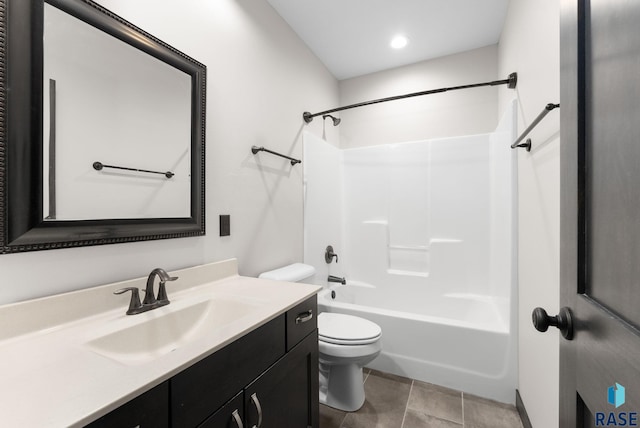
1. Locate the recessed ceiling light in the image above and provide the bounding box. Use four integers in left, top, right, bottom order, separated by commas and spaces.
390, 35, 409, 49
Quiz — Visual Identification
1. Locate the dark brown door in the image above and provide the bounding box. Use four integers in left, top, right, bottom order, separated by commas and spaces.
559, 0, 640, 426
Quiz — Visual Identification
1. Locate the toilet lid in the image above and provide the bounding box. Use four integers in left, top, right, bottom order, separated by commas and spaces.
318, 312, 382, 345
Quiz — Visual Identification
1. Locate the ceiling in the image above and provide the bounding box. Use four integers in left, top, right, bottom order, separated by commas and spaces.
266, 0, 510, 80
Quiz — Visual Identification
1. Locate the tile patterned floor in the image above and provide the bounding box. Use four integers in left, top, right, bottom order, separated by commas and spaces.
320, 369, 524, 428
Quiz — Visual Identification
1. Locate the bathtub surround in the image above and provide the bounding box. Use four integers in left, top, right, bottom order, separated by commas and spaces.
304, 102, 517, 404
302, 134, 344, 287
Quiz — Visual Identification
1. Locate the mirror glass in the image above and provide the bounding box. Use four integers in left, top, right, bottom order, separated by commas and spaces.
43, 4, 191, 220
0, 0, 206, 254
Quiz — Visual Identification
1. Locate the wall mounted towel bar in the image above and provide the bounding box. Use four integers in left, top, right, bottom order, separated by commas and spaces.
251, 146, 301, 165
511, 103, 560, 151
93, 161, 175, 178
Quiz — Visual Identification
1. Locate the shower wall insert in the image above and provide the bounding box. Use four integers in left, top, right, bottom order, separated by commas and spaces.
303, 100, 518, 404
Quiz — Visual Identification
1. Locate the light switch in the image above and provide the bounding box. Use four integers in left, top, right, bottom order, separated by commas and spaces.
220, 215, 230, 237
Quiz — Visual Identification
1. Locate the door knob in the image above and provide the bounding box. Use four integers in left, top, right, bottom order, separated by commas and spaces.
532, 306, 574, 340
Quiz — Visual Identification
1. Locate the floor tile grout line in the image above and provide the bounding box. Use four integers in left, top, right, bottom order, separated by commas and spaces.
461, 391, 465, 427
338, 409, 347, 428
400, 380, 414, 428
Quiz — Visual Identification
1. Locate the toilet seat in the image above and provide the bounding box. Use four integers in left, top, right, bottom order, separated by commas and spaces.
318, 312, 382, 346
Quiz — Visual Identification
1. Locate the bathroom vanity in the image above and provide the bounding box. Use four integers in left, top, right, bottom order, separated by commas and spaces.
0, 260, 320, 427
89, 298, 318, 428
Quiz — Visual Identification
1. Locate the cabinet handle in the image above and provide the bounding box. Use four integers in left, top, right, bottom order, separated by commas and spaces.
231, 409, 244, 428
250, 393, 263, 428
295, 310, 313, 324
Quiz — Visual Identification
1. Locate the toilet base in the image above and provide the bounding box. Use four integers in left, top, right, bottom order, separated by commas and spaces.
319, 362, 366, 412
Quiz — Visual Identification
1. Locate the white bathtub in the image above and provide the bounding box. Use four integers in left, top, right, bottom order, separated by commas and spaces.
317, 282, 516, 404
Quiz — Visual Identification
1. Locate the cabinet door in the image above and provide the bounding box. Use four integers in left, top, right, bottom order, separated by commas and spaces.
199, 392, 244, 428
172, 316, 285, 427
244, 332, 319, 428
84, 381, 169, 428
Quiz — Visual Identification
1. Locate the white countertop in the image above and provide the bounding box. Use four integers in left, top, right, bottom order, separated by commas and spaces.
0, 259, 321, 427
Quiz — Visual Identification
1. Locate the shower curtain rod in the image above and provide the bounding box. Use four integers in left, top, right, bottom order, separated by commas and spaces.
303, 72, 518, 123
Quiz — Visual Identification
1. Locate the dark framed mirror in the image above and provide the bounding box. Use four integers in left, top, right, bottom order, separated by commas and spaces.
1, 0, 206, 254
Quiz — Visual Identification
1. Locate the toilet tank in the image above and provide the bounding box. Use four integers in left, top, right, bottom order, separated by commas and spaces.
258, 263, 315, 282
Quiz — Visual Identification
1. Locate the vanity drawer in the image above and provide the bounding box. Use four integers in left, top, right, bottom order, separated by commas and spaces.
285, 295, 317, 351
171, 315, 285, 428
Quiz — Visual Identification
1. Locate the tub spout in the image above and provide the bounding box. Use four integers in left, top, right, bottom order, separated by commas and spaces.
328, 275, 346, 285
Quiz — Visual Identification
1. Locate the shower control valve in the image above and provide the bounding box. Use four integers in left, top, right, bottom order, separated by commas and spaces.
325, 245, 339, 264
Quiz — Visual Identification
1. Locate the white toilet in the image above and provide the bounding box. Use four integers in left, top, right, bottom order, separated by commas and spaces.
317, 311, 382, 411
259, 263, 382, 412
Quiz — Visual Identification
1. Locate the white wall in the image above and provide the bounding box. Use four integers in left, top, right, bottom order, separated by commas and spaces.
338, 45, 500, 148
498, 1, 561, 427
0, 0, 339, 305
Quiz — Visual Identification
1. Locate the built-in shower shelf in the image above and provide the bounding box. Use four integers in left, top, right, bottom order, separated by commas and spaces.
363, 220, 388, 225
388, 245, 429, 251
430, 239, 462, 244
387, 269, 429, 278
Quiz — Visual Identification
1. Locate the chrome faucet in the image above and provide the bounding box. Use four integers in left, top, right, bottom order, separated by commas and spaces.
114, 268, 178, 315
328, 275, 346, 285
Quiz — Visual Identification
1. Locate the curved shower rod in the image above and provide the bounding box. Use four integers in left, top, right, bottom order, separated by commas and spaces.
302, 72, 518, 124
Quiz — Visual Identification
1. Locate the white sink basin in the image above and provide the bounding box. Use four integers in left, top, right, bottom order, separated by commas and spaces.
85, 297, 258, 365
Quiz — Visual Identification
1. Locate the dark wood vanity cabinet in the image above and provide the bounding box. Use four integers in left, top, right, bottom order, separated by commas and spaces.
84, 381, 170, 428
243, 332, 319, 428
171, 316, 287, 427
84, 295, 318, 428
175, 295, 319, 428
198, 392, 244, 428
199, 332, 318, 428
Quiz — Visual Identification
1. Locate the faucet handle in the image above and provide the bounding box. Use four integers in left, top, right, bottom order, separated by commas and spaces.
325, 245, 339, 264
114, 287, 143, 315
156, 282, 171, 306
157, 275, 178, 306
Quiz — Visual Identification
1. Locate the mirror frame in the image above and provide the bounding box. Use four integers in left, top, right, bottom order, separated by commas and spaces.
1, 0, 206, 254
